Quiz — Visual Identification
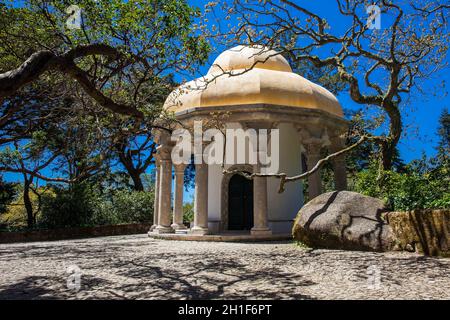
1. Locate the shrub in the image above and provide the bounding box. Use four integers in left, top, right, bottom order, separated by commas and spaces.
111, 189, 154, 224
38, 184, 154, 229
39, 183, 108, 228
0, 179, 16, 214
183, 202, 194, 225
354, 162, 449, 211
1, 186, 53, 230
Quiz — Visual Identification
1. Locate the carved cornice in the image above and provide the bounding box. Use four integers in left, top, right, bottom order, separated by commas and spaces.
152, 128, 174, 147
174, 104, 348, 131
240, 121, 279, 130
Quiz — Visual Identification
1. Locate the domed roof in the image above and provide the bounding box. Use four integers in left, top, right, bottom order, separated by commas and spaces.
164, 45, 343, 118
208, 45, 292, 74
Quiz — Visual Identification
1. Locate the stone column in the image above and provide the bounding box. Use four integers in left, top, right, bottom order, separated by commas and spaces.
305, 143, 323, 200
154, 152, 174, 234
149, 158, 161, 232
190, 163, 209, 235
171, 164, 187, 230
297, 127, 328, 201
330, 137, 348, 191
251, 173, 271, 236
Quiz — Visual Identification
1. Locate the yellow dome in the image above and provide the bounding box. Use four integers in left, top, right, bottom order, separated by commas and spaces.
208, 45, 292, 74
164, 45, 343, 118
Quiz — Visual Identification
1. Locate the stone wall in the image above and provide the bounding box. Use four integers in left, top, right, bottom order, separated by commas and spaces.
0, 223, 151, 244
386, 210, 449, 257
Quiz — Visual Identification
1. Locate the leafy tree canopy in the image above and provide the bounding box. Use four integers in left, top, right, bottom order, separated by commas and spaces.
0, 0, 210, 117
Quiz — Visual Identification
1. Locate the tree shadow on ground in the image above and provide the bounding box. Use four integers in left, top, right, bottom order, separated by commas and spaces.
0, 274, 112, 300
113, 253, 316, 299
1, 236, 448, 300
0, 240, 316, 300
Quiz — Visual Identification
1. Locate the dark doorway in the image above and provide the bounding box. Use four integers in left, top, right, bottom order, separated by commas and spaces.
228, 174, 253, 230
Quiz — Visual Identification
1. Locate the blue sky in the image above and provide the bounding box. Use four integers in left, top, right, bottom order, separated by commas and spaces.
183, 0, 449, 202
187, 0, 449, 163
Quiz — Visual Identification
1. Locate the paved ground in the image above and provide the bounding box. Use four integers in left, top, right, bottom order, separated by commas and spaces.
0, 234, 449, 300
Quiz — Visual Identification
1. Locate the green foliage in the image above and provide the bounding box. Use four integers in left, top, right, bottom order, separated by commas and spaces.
352, 106, 450, 211
354, 161, 449, 211
0, 185, 53, 230
0, 146, 21, 168
39, 183, 154, 229
1, 0, 210, 195
183, 202, 194, 224
111, 189, 154, 224
294, 240, 311, 249
0, 177, 16, 214
39, 183, 107, 228
1, 0, 210, 67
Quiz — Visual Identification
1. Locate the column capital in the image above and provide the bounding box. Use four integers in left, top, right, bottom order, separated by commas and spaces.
156, 144, 173, 161
329, 127, 347, 140
303, 142, 324, 157
152, 128, 172, 145
174, 163, 187, 173
154, 153, 162, 166
329, 134, 346, 146
297, 126, 331, 150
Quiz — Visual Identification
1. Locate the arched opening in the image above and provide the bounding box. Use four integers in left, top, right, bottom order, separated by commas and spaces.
228, 174, 254, 230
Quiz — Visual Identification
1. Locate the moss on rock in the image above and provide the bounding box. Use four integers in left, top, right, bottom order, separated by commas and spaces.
386, 209, 449, 257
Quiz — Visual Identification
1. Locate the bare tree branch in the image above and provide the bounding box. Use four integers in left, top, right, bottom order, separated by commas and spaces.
224, 135, 374, 193
0, 44, 144, 118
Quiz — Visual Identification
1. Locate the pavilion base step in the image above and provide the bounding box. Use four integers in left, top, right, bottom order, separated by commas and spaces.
175, 229, 189, 235
148, 232, 292, 242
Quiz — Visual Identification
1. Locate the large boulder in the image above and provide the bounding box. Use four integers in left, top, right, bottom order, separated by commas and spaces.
292, 191, 395, 251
